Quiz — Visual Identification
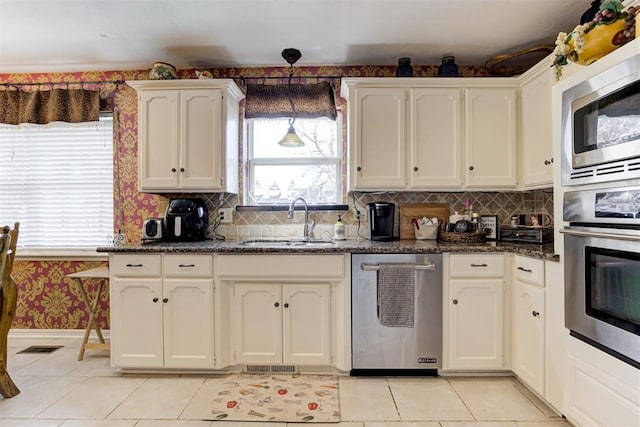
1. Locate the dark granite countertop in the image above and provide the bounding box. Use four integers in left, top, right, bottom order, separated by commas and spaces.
98, 239, 559, 262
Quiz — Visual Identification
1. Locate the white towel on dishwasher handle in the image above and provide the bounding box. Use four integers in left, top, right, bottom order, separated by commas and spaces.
377, 263, 415, 328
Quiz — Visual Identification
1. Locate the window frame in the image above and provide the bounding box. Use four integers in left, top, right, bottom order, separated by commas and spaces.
243, 114, 344, 207
0, 112, 114, 257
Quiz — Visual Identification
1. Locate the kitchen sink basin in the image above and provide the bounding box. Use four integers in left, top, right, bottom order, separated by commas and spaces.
236, 238, 335, 247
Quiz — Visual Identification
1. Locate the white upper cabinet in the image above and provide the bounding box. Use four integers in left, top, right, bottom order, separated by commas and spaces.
519, 60, 554, 188
464, 88, 518, 188
409, 88, 463, 188
128, 79, 244, 193
341, 78, 518, 191
348, 87, 407, 190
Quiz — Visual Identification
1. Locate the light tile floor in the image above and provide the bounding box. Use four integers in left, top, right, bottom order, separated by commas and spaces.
0, 337, 573, 427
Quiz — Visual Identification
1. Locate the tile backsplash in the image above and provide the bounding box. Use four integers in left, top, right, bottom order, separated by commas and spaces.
195, 189, 553, 240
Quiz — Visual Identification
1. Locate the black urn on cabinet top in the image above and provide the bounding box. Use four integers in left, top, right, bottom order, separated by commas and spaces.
396, 57, 414, 77
437, 56, 459, 77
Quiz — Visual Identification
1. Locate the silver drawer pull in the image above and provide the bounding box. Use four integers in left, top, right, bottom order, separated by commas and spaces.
126, 263, 143, 267
470, 263, 488, 267
517, 266, 532, 273
178, 264, 195, 268
361, 263, 436, 271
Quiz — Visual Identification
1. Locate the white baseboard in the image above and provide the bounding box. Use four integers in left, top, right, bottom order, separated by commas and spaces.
8, 329, 111, 340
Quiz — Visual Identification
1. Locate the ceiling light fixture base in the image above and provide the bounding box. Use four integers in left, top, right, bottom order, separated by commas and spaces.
281, 48, 302, 65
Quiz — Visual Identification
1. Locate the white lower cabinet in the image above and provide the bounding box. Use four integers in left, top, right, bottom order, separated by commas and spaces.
512, 256, 569, 414
513, 278, 545, 395
564, 337, 640, 427
233, 282, 331, 366
109, 254, 214, 369
445, 254, 506, 370
217, 254, 349, 370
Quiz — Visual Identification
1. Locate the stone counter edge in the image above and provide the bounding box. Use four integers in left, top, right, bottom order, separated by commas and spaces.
98, 240, 559, 262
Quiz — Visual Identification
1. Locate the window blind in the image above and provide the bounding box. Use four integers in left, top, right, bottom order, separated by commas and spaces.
0, 114, 114, 248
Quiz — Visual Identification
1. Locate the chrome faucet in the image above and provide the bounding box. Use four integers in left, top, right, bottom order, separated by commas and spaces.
288, 197, 315, 240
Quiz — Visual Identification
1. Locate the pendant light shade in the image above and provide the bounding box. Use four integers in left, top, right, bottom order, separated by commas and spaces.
278, 48, 304, 147
278, 123, 305, 147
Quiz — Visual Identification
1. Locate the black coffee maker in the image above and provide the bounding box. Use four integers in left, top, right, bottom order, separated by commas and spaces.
163, 198, 208, 241
367, 202, 395, 241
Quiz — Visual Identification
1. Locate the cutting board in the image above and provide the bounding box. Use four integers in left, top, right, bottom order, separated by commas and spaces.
399, 203, 450, 239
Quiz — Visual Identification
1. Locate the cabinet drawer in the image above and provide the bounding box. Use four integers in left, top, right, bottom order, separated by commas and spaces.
514, 255, 544, 286
450, 254, 504, 277
111, 254, 161, 277
163, 254, 213, 277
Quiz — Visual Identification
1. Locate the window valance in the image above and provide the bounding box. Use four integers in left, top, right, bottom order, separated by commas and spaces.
0, 89, 99, 125
244, 81, 337, 120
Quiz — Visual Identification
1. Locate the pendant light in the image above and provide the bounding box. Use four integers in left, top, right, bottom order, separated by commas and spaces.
278, 48, 304, 147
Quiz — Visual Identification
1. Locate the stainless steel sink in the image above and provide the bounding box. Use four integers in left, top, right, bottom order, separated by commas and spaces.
236, 238, 335, 247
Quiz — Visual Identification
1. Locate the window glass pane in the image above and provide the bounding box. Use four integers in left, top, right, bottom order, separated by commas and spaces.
250, 164, 338, 205
253, 118, 338, 158
246, 114, 342, 206
0, 115, 114, 248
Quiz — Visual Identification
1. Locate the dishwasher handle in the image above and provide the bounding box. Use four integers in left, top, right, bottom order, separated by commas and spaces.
360, 263, 436, 271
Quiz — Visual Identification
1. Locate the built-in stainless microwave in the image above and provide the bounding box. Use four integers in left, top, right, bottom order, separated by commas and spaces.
561, 50, 640, 186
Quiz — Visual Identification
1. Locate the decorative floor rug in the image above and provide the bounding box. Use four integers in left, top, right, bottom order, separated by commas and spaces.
209, 373, 340, 423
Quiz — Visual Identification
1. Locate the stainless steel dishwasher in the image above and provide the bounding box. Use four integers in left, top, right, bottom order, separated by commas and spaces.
351, 253, 442, 374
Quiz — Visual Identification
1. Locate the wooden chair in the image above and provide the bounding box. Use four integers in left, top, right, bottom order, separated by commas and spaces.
0, 222, 20, 398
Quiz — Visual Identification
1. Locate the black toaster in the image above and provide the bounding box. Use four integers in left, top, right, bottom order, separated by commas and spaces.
142, 218, 164, 240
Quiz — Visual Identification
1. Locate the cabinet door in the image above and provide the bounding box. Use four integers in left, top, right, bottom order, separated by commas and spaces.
521, 70, 553, 188
138, 90, 180, 190
110, 278, 164, 368
464, 88, 517, 188
408, 88, 463, 188
282, 284, 331, 365
163, 278, 214, 369
513, 279, 545, 395
448, 278, 504, 370
180, 89, 224, 190
350, 87, 406, 190
233, 283, 282, 364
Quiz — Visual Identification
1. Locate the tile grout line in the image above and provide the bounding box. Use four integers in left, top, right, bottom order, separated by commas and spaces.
446, 377, 479, 422
385, 377, 403, 422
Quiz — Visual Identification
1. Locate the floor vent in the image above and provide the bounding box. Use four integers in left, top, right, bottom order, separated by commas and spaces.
17, 345, 63, 354
245, 365, 297, 374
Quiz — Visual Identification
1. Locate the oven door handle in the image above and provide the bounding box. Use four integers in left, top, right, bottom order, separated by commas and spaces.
559, 228, 640, 242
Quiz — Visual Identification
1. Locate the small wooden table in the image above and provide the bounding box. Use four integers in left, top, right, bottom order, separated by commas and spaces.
67, 266, 110, 361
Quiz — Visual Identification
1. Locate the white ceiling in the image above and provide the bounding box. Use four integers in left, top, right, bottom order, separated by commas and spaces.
0, 0, 594, 74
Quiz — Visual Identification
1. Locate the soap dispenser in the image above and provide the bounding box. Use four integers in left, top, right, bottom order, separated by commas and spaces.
334, 215, 346, 240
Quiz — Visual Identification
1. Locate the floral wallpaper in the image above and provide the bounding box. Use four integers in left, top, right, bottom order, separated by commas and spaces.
1, 63, 503, 330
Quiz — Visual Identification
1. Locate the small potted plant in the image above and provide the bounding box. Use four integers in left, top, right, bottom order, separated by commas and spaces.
552, 0, 636, 79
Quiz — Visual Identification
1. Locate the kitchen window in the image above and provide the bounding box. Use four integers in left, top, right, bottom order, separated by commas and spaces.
0, 113, 113, 251
245, 116, 343, 206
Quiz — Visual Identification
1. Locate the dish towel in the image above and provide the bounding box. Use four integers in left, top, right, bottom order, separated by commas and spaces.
377, 263, 415, 328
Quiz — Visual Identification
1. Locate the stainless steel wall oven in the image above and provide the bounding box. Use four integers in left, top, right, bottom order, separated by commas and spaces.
561, 186, 640, 368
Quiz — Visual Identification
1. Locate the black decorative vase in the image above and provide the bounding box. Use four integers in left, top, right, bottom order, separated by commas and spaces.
437, 56, 458, 77
396, 57, 413, 77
